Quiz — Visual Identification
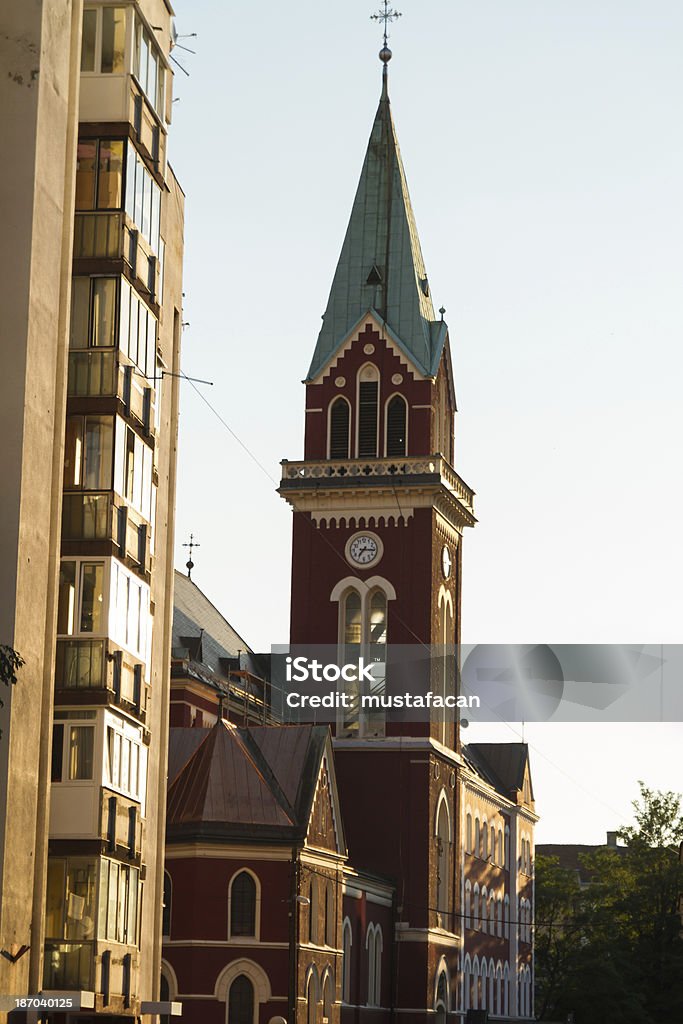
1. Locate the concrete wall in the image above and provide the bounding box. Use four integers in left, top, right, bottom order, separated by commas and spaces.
0, 0, 82, 1005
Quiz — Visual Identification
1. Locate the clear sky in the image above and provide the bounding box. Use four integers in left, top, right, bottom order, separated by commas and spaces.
168, 0, 683, 843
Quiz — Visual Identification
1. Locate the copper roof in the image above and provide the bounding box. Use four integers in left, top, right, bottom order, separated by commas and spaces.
166, 722, 342, 846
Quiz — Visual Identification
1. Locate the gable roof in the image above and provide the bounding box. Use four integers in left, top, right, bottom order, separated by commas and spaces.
306, 71, 448, 382
166, 722, 346, 852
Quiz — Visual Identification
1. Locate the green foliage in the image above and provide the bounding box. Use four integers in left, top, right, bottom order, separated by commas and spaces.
0, 644, 24, 738
536, 783, 683, 1023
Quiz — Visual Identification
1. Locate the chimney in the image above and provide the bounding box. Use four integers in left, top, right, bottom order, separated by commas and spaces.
606, 831, 618, 847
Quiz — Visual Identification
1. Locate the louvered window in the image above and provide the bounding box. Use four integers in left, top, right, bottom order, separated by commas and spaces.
329, 399, 350, 459
358, 381, 378, 457
386, 395, 407, 456
230, 871, 256, 936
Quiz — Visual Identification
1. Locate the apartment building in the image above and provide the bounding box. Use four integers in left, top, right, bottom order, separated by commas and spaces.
0, 2, 184, 1020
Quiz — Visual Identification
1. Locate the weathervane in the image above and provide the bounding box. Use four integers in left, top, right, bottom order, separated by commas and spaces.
183, 533, 201, 579
371, 1, 402, 56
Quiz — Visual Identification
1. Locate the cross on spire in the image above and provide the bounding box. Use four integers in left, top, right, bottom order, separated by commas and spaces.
182, 533, 201, 579
371, 1, 402, 49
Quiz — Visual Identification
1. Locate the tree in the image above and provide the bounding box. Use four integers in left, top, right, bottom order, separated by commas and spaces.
0, 643, 24, 738
535, 783, 683, 1023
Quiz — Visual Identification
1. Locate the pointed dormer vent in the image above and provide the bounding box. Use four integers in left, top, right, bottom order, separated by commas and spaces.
366, 265, 384, 286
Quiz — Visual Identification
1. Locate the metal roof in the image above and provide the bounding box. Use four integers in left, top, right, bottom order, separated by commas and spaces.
306, 70, 447, 382
166, 723, 345, 850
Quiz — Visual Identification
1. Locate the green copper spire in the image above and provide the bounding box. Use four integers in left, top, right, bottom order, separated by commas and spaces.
307, 60, 447, 381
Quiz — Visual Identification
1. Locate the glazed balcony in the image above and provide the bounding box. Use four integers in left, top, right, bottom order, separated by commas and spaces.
43, 940, 93, 991
61, 493, 151, 575
73, 211, 159, 303
67, 351, 154, 431
55, 638, 146, 714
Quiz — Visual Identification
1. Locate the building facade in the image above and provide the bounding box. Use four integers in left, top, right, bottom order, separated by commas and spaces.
0, 2, 184, 1020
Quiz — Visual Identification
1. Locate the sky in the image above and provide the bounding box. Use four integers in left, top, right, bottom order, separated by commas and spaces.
168, 1, 683, 843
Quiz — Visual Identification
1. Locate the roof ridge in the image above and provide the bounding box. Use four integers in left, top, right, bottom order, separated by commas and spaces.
231, 727, 299, 825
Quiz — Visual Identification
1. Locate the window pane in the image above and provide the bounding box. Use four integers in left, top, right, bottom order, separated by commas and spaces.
125, 142, 137, 221
68, 726, 94, 780
65, 861, 96, 939
75, 141, 97, 210
147, 48, 158, 109
344, 592, 362, 646
101, 7, 126, 74
81, 9, 97, 72
51, 724, 64, 782
80, 563, 105, 633
150, 182, 161, 255
369, 592, 387, 645
97, 140, 124, 209
134, 153, 144, 230
98, 859, 110, 939
83, 417, 113, 489
230, 872, 256, 936
63, 417, 83, 488
141, 167, 151, 240
107, 862, 119, 940
92, 278, 117, 346
127, 868, 139, 943
57, 562, 77, 635
119, 277, 131, 354
46, 859, 66, 938
139, 28, 150, 93
70, 278, 91, 348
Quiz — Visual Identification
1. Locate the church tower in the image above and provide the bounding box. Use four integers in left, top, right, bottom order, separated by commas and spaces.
279, 36, 477, 1020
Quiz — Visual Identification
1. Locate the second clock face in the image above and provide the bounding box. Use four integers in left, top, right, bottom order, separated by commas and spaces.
347, 533, 381, 567
441, 544, 452, 579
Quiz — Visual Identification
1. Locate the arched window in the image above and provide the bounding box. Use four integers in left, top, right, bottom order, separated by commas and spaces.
495, 963, 503, 1017
504, 825, 510, 868
385, 394, 407, 456
489, 893, 495, 933
464, 880, 471, 929
343, 591, 362, 648
322, 971, 333, 1022
325, 881, 335, 946
481, 960, 488, 1010
482, 819, 488, 859
366, 924, 382, 1006
503, 964, 510, 1016
466, 812, 473, 853
472, 957, 480, 1010
229, 871, 257, 938
481, 886, 487, 933
162, 870, 172, 938
309, 878, 319, 944
498, 827, 503, 866
306, 968, 319, 1024
436, 794, 450, 926
228, 975, 254, 1024
435, 969, 448, 1024
496, 896, 503, 937
463, 956, 472, 1013
488, 962, 495, 1017
357, 365, 379, 457
329, 398, 350, 459
504, 895, 510, 938
490, 825, 496, 863
368, 589, 387, 646
473, 884, 480, 931
474, 817, 480, 856
342, 918, 352, 1003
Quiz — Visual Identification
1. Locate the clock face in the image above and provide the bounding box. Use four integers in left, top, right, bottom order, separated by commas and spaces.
348, 534, 380, 566
441, 544, 452, 579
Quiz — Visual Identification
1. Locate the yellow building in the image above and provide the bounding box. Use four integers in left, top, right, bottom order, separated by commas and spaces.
0, 2, 184, 1020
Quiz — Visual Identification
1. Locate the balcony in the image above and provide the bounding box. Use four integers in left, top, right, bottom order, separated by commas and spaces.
61, 493, 152, 574
67, 351, 154, 431
55, 638, 107, 690
279, 454, 476, 518
73, 212, 159, 303
43, 940, 93, 991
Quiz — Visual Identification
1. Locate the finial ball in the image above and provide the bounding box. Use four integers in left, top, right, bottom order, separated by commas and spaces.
379, 45, 392, 64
